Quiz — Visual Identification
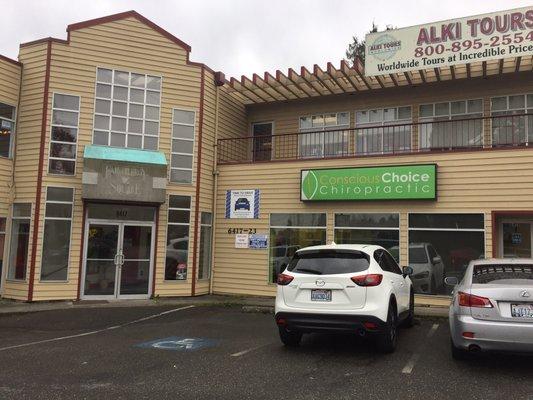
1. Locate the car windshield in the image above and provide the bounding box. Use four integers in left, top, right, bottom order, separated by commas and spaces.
472, 264, 533, 284
409, 247, 428, 263
287, 250, 369, 275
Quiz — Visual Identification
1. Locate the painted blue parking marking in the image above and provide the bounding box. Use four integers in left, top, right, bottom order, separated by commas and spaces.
135, 337, 218, 351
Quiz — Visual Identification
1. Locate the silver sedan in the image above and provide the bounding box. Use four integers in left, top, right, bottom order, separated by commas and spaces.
445, 258, 533, 359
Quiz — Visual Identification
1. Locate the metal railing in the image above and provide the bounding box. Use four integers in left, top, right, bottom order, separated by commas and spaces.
217, 113, 533, 164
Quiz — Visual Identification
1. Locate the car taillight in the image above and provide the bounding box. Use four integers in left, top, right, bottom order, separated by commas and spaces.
351, 274, 383, 287
458, 291, 493, 308
277, 273, 294, 285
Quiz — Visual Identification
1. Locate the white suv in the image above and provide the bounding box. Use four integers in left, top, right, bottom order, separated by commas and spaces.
274, 244, 415, 352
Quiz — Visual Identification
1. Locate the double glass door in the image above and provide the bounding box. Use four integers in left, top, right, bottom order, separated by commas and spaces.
83, 221, 154, 299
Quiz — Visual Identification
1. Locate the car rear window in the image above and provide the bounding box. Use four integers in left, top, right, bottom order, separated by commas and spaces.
287, 250, 369, 275
472, 264, 533, 284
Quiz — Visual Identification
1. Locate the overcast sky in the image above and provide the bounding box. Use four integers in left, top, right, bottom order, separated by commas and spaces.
1, 0, 530, 78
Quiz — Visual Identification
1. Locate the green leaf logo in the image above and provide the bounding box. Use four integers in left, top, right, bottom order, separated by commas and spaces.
302, 170, 318, 200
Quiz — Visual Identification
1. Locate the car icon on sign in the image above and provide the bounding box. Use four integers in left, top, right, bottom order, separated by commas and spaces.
235, 197, 250, 211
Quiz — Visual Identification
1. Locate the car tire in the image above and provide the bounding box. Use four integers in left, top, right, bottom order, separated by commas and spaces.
402, 290, 415, 328
450, 340, 470, 360
376, 303, 398, 353
278, 326, 302, 347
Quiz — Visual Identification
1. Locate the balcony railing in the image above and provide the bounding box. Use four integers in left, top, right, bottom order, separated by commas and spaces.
217, 113, 533, 164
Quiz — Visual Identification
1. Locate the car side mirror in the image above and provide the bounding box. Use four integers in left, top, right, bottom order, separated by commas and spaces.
444, 277, 458, 286
402, 266, 413, 277
432, 256, 442, 265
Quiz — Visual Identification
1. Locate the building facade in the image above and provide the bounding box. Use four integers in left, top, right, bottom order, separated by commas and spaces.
1, 9, 533, 302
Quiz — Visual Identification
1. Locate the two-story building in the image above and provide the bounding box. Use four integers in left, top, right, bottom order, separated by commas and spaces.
1, 8, 533, 302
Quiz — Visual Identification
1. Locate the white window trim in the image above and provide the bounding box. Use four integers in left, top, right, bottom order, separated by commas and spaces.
48, 92, 80, 176
354, 106, 412, 155
0, 101, 17, 159
92, 67, 162, 151
39, 186, 75, 283
406, 212, 487, 266
170, 107, 196, 185
490, 93, 533, 146
298, 111, 350, 159
6, 202, 32, 282
164, 194, 192, 282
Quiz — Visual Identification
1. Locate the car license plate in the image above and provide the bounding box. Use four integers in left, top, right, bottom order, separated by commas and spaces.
311, 289, 331, 302
511, 303, 533, 318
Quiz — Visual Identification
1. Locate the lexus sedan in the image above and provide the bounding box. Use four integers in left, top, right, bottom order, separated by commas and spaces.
446, 258, 533, 359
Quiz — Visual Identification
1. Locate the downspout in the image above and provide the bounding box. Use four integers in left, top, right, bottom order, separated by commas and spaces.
209, 76, 222, 294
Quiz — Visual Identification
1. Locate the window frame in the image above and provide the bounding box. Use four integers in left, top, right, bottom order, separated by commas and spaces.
48, 92, 80, 176
164, 194, 192, 282
418, 98, 484, 150
198, 211, 213, 281
490, 93, 533, 146
39, 186, 75, 282
407, 212, 486, 265
170, 107, 196, 185
92, 67, 163, 151
6, 203, 32, 282
0, 101, 17, 159
298, 111, 350, 158
354, 106, 412, 154
251, 120, 275, 162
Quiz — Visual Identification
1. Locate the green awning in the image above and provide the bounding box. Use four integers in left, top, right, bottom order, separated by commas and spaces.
83, 145, 167, 165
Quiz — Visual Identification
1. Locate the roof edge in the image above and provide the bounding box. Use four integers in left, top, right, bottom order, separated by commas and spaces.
0, 54, 22, 66
66, 10, 192, 52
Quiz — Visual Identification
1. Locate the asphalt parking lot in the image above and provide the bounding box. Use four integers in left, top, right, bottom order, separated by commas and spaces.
0, 305, 532, 400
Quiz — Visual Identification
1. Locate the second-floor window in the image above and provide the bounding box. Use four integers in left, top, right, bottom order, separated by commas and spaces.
299, 112, 349, 158
355, 107, 412, 154
0, 103, 16, 158
49, 94, 80, 175
171, 109, 195, 184
491, 94, 533, 146
419, 99, 483, 150
93, 68, 161, 150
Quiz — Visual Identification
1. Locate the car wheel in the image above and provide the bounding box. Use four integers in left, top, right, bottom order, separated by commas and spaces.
376, 303, 398, 353
402, 290, 415, 328
450, 340, 470, 360
278, 326, 302, 347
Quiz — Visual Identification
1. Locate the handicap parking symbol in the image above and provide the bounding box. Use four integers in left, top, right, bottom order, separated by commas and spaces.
135, 336, 218, 351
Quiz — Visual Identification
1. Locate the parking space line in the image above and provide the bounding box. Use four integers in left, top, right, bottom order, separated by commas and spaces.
0, 305, 195, 352
401, 323, 439, 374
230, 343, 271, 357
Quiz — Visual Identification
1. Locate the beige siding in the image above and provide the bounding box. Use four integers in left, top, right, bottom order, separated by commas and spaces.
213, 148, 533, 297
14, 17, 207, 300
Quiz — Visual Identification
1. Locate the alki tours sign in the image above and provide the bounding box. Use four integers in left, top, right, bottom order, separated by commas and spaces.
365, 6, 533, 76
300, 164, 437, 202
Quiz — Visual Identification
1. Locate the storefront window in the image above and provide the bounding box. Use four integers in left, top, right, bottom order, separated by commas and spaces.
269, 213, 326, 282
7, 203, 31, 280
491, 94, 533, 146
93, 68, 161, 150
299, 112, 349, 158
41, 187, 74, 281
355, 106, 411, 154
334, 213, 400, 260
49, 94, 80, 175
0, 103, 15, 158
165, 195, 190, 280
198, 212, 212, 280
408, 213, 484, 295
171, 109, 195, 184
419, 99, 483, 150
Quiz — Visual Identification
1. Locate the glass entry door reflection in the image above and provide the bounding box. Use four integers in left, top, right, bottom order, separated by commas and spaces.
83, 222, 153, 299
502, 222, 532, 258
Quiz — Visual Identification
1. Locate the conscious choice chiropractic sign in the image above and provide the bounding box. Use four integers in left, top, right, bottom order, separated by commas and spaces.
364, 6, 533, 76
300, 164, 437, 201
